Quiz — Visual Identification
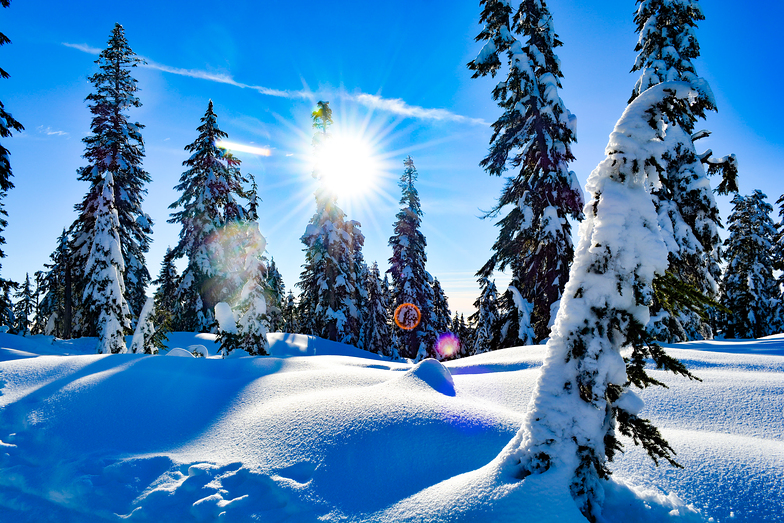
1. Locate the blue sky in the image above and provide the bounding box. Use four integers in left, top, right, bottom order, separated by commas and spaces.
1, 0, 782, 316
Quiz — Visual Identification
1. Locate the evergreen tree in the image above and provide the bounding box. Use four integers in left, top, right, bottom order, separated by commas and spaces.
30, 270, 44, 334
70, 23, 152, 333
38, 230, 71, 337
168, 101, 251, 332
0, 282, 14, 331
264, 257, 285, 332
234, 221, 269, 355
297, 101, 365, 346
82, 172, 131, 354
431, 278, 452, 336
630, 0, 738, 341
507, 82, 701, 522
12, 272, 33, 335
388, 156, 437, 360
152, 247, 181, 332
0, 0, 23, 317
471, 277, 500, 355
281, 290, 299, 334
130, 297, 165, 354
719, 191, 780, 339
362, 262, 393, 356
469, 0, 584, 346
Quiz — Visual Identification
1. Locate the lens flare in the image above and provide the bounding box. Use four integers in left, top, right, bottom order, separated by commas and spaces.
435, 332, 460, 358
394, 303, 421, 330
217, 140, 272, 157
313, 134, 379, 199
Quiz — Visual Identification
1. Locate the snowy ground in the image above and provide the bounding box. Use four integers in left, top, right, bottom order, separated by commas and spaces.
0, 332, 781, 522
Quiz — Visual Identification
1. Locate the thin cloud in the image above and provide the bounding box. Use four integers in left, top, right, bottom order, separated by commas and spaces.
62, 42, 486, 126
36, 125, 68, 137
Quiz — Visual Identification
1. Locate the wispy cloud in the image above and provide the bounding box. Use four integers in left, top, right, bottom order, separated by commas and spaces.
37, 125, 68, 137
62, 43, 486, 126
62, 42, 102, 54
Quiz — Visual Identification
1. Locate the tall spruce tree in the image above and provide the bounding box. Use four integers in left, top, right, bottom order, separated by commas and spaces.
38, 230, 71, 337
0, 0, 23, 319
82, 172, 131, 354
362, 261, 393, 356
506, 82, 702, 522
281, 290, 299, 334
168, 101, 251, 332
388, 156, 438, 360
719, 191, 780, 339
469, 0, 584, 346
297, 101, 365, 346
152, 247, 180, 332
264, 258, 285, 332
630, 0, 737, 341
12, 272, 33, 335
70, 23, 152, 334
471, 276, 499, 355
431, 278, 452, 337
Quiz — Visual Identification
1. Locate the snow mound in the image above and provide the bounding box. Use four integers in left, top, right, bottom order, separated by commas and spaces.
395, 358, 455, 396
166, 347, 195, 357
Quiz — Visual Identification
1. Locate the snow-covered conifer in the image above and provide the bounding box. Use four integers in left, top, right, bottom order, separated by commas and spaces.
152, 247, 181, 333
234, 222, 269, 355
38, 230, 73, 337
168, 101, 251, 332
281, 290, 299, 334
630, 0, 737, 341
70, 24, 152, 331
507, 83, 701, 521
130, 297, 165, 354
470, 0, 584, 346
431, 278, 451, 336
12, 272, 33, 335
0, 0, 23, 313
719, 191, 779, 339
297, 101, 365, 346
83, 172, 131, 354
471, 277, 499, 355
361, 262, 393, 356
388, 156, 437, 360
264, 258, 285, 332
214, 302, 240, 358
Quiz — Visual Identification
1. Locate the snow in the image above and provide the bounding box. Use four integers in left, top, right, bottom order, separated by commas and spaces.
0, 332, 781, 522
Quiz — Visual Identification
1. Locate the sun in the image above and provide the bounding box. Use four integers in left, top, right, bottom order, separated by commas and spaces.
313, 133, 380, 200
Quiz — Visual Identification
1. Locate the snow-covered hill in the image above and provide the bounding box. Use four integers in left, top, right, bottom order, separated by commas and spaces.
0, 333, 781, 522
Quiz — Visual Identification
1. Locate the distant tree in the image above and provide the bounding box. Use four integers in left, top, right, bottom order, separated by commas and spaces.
630, 0, 737, 341
168, 101, 251, 331
38, 230, 72, 337
69, 23, 152, 333
431, 278, 451, 336
281, 290, 299, 334
234, 222, 269, 355
30, 270, 44, 334
510, 82, 702, 522
12, 272, 33, 335
0, 282, 14, 331
0, 0, 24, 318
82, 172, 131, 354
719, 191, 780, 338
469, 0, 584, 346
130, 297, 166, 354
388, 156, 437, 360
362, 261, 393, 356
152, 247, 181, 332
297, 101, 365, 346
470, 277, 499, 355
264, 258, 285, 332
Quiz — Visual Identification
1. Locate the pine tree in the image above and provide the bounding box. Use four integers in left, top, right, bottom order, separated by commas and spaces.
168, 101, 251, 332
362, 262, 393, 356
130, 297, 165, 354
70, 23, 152, 333
152, 247, 181, 332
471, 277, 500, 355
719, 191, 780, 339
431, 278, 452, 336
0, 282, 14, 332
12, 272, 33, 335
388, 156, 438, 360
507, 82, 702, 522
0, 0, 23, 317
281, 290, 299, 334
297, 101, 365, 346
469, 0, 584, 346
82, 172, 131, 354
30, 270, 44, 334
38, 230, 71, 337
234, 221, 269, 355
264, 258, 285, 332
630, 0, 738, 341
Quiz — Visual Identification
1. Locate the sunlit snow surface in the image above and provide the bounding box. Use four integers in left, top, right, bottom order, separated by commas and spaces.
0, 332, 781, 522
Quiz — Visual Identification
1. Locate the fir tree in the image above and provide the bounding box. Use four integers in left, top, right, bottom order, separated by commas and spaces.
431, 278, 452, 336
38, 230, 71, 337
70, 23, 152, 333
152, 247, 181, 332
168, 100, 251, 331
0, 282, 14, 331
130, 297, 165, 354
234, 221, 269, 355
30, 270, 44, 334
297, 101, 365, 346
471, 277, 499, 355
281, 290, 299, 334
630, 0, 737, 341
362, 261, 393, 356
12, 272, 33, 335
469, 0, 584, 346
719, 191, 780, 339
388, 156, 437, 360
264, 257, 285, 332
0, 0, 23, 317
507, 82, 701, 522
82, 172, 131, 354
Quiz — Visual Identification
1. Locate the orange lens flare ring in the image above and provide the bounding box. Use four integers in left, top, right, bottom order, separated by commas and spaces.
394, 303, 421, 331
